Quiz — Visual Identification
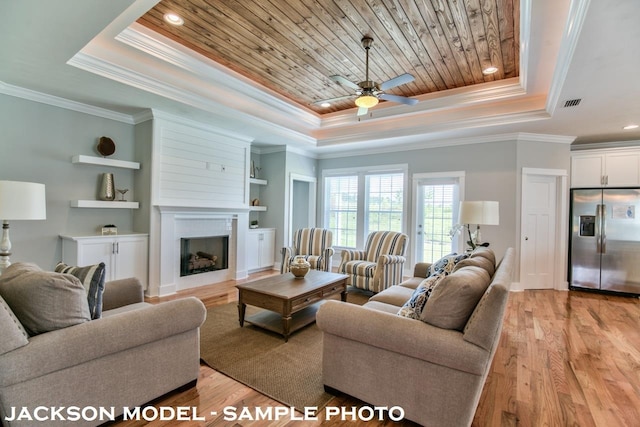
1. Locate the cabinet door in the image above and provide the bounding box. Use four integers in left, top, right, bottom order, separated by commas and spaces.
114, 236, 148, 287
571, 154, 604, 188
605, 152, 640, 186
260, 229, 275, 268
246, 231, 261, 271
75, 240, 115, 281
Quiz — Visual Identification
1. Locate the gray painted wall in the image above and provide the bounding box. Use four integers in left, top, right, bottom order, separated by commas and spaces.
0, 94, 137, 269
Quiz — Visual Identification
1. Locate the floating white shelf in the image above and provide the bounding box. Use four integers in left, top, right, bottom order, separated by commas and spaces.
71, 200, 139, 209
249, 178, 267, 185
72, 155, 140, 170
249, 206, 267, 211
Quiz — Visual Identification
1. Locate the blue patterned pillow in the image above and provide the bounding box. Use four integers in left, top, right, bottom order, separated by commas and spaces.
397, 273, 444, 320
55, 262, 106, 319
427, 253, 469, 277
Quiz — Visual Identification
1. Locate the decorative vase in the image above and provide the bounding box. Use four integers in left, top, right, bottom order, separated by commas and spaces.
99, 173, 115, 201
290, 256, 311, 279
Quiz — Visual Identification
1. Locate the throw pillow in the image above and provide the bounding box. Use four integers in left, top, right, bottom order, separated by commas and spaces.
55, 262, 106, 319
0, 294, 29, 355
427, 253, 469, 277
0, 262, 91, 336
397, 273, 444, 320
421, 266, 491, 331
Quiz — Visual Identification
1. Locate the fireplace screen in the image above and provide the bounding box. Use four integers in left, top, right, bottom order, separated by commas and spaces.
180, 236, 229, 277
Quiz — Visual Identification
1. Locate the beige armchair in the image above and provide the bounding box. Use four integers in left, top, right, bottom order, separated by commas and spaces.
281, 228, 335, 273
338, 231, 408, 293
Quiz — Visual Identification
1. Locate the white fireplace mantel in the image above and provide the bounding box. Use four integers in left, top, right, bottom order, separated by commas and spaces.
153, 206, 249, 296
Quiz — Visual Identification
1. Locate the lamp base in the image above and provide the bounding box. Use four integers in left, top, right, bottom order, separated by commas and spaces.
0, 221, 11, 274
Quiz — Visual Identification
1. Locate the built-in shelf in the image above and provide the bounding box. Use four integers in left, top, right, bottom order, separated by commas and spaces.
70, 200, 139, 209
249, 178, 267, 185
249, 205, 267, 211
72, 155, 140, 170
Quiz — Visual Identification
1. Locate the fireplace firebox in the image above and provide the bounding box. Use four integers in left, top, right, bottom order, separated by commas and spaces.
180, 236, 229, 277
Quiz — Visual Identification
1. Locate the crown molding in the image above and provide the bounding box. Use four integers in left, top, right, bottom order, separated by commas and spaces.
545, 0, 591, 115
315, 132, 574, 159
0, 81, 135, 124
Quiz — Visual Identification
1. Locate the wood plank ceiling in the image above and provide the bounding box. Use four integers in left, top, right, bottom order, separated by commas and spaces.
138, 0, 519, 115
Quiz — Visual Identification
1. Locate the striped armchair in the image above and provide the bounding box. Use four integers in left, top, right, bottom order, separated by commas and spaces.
281, 228, 335, 273
338, 231, 408, 293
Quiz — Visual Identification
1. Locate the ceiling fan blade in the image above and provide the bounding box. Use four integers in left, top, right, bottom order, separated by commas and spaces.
357, 106, 368, 116
311, 94, 355, 105
379, 93, 419, 106
379, 73, 415, 91
330, 75, 361, 90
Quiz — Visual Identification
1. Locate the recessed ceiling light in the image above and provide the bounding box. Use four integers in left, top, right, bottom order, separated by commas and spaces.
164, 13, 184, 26
320, 102, 331, 108
623, 124, 639, 130
482, 66, 498, 75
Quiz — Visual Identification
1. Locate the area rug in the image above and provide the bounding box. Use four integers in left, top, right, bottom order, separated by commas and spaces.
199, 290, 370, 411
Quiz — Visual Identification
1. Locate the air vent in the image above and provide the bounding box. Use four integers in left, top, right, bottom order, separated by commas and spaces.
563, 99, 581, 108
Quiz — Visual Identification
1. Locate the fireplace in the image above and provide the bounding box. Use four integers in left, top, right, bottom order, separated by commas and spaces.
153, 207, 248, 297
180, 235, 229, 276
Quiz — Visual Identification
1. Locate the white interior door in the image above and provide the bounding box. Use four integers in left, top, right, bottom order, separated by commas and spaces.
520, 173, 558, 289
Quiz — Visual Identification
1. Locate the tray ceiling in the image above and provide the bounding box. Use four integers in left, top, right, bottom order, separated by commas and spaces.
137, 0, 519, 115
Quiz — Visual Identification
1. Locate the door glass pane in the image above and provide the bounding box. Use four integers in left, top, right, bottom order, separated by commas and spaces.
420, 183, 457, 263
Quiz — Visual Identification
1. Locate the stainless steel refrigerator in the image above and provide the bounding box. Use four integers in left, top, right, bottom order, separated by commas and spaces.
570, 188, 640, 295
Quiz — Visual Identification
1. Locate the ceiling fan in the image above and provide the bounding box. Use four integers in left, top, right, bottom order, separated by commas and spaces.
315, 36, 419, 116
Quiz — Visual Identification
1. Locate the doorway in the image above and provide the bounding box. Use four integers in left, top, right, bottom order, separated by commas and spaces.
287, 173, 317, 244
519, 168, 568, 290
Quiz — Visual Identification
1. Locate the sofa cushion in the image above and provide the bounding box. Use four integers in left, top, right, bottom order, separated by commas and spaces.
452, 255, 496, 277
0, 262, 91, 336
369, 285, 414, 307
469, 247, 496, 265
421, 266, 491, 331
55, 262, 106, 319
397, 274, 445, 320
428, 253, 469, 276
0, 294, 29, 355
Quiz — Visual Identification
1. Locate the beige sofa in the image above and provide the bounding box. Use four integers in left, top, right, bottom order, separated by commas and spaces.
317, 247, 514, 427
0, 264, 206, 427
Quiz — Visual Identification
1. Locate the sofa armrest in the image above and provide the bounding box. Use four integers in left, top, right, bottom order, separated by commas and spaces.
317, 300, 488, 375
0, 297, 206, 387
377, 254, 406, 265
338, 249, 366, 272
413, 262, 432, 278
102, 277, 144, 311
280, 246, 294, 273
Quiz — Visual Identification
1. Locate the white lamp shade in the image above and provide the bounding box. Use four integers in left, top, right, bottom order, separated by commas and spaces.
459, 201, 499, 225
0, 181, 46, 220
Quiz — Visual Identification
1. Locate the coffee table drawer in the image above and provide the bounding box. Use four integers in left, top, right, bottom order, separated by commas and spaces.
291, 291, 324, 310
323, 284, 344, 297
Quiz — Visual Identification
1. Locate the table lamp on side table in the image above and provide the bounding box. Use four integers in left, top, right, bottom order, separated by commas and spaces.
458, 200, 500, 249
0, 181, 47, 274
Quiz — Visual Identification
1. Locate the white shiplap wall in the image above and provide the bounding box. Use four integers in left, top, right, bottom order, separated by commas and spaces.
151, 114, 252, 208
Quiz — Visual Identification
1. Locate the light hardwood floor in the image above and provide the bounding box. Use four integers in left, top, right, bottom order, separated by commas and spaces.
111, 272, 640, 427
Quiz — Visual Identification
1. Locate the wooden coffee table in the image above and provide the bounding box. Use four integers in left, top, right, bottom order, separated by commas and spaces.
236, 270, 348, 341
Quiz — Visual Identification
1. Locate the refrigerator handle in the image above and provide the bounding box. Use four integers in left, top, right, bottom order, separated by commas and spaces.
596, 204, 603, 254
600, 204, 607, 254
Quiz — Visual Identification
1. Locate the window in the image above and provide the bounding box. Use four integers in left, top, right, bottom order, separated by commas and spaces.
414, 172, 464, 263
325, 175, 358, 248
324, 166, 407, 248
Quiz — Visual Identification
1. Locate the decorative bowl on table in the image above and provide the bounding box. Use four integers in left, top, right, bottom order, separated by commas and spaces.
290, 256, 311, 279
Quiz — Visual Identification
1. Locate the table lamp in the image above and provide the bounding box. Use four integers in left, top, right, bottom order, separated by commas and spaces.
0, 181, 47, 274
458, 201, 499, 248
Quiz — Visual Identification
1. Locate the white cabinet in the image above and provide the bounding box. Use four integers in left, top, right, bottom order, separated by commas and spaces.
571, 149, 640, 187
246, 228, 275, 272
60, 233, 149, 288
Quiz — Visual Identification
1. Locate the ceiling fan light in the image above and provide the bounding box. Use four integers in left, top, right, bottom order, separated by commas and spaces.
355, 95, 379, 109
